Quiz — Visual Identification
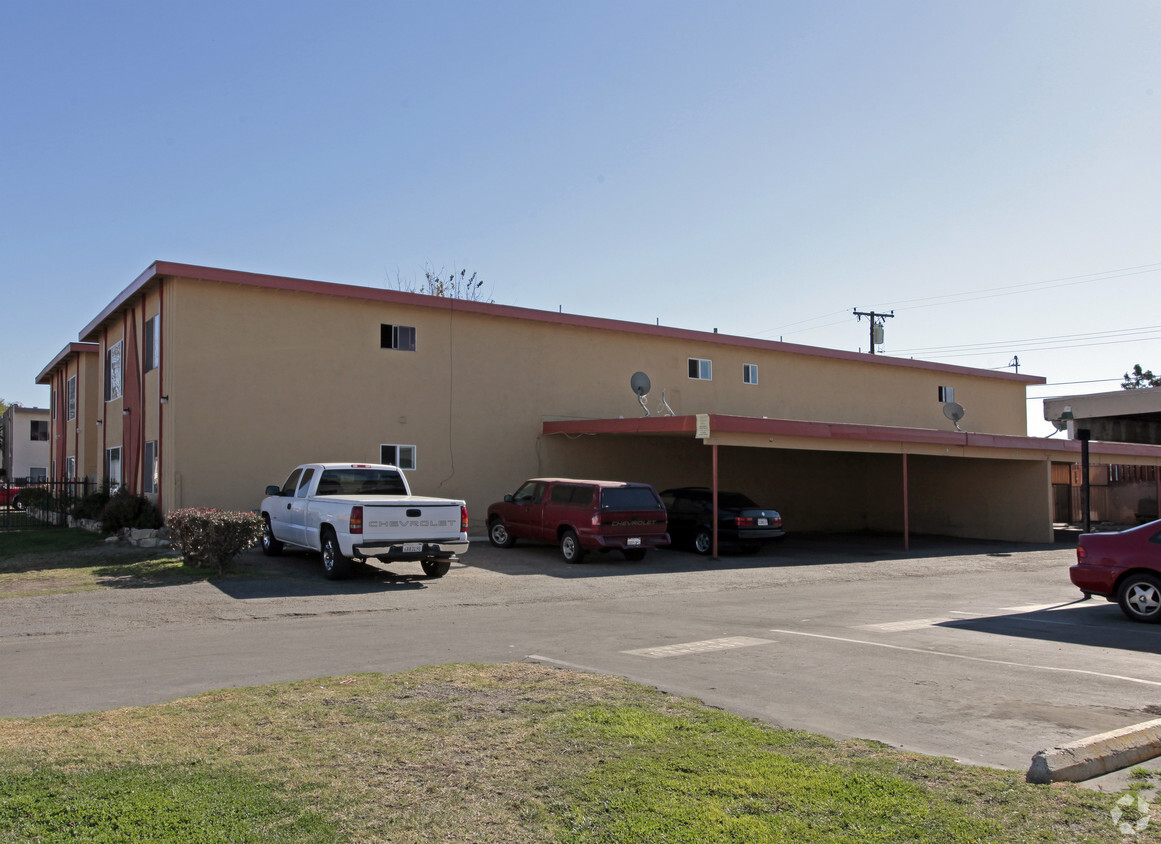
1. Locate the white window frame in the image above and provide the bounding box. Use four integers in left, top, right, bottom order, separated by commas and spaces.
67, 375, 77, 421
743, 364, 758, 385
938, 386, 955, 403
65, 456, 77, 479
105, 446, 122, 490
688, 358, 712, 381
380, 443, 417, 470
144, 440, 159, 494
28, 467, 48, 482
105, 341, 123, 402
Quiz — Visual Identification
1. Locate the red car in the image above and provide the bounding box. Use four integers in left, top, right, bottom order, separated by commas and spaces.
1072, 521, 1161, 623
487, 478, 670, 563
0, 484, 24, 510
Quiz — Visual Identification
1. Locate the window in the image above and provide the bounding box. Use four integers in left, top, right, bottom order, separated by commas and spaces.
144, 315, 160, 373
51, 389, 56, 419
67, 376, 77, 420
279, 468, 303, 496
296, 468, 315, 498
105, 447, 122, 490
380, 444, 417, 470
381, 324, 416, 351
105, 341, 123, 402
743, 364, 758, 385
65, 456, 77, 479
688, 358, 712, 380
938, 386, 955, 403
28, 467, 47, 482
144, 441, 158, 494
30, 420, 49, 441
550, 483, 595, 506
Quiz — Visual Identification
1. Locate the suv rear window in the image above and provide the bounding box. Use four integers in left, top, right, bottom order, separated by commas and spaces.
550, 484, 596, 506
601, 487, 662, 510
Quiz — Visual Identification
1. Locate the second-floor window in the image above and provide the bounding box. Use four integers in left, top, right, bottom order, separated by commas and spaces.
30, 420, 49, 441
67, 376, 77, 420
144, 315, 160, 372
105, 341, 123, 402
688, 358, 712, 380
743, 364, 758, 385
381, 324, 416, 351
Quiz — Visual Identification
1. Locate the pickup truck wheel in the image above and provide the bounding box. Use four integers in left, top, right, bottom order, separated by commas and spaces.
488, 519, 516, 548
560, 529, 586, 563
421, 559, 451, 578
320, 529, 353, 580
261, 516, 284, 556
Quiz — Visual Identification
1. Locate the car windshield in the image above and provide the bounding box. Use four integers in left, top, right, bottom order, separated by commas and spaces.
317, 468, 407, 496
601, 487, 661, 510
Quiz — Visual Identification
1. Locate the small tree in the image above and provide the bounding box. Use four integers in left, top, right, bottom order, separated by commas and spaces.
393, 265, 493, 303
1121, 364, 1161, 390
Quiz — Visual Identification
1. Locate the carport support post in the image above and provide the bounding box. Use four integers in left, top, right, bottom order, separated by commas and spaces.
902, 453, 910, 552
712, 443, 720, 559
1078, 429, 1091, 534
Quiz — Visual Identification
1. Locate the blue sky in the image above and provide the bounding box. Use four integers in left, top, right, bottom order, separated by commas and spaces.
3, 1, 1159, 435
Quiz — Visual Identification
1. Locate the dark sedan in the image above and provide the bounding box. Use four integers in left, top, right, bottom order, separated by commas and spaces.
660, 487, 784, 554
1072, 520, 1161, 623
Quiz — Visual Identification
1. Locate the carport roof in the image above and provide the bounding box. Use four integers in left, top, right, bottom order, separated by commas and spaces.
542, 414, 1161, 462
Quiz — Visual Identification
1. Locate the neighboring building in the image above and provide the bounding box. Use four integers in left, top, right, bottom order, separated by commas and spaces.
1, 405, 51, 483
35, 261, 1161, 543
35, 343, 101, 484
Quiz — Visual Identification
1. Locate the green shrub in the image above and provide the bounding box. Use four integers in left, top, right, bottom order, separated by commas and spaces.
100, 489, 164, 533
167, 508, 263, 573
71, 489, 110, 521
17, 487, 53, 511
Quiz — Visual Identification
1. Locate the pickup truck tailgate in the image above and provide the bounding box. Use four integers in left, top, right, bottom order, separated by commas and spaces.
359, 499, 465, 541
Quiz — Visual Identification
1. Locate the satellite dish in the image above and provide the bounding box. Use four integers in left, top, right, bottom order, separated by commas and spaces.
631, 372, 652, 417
943, 401, 966, 432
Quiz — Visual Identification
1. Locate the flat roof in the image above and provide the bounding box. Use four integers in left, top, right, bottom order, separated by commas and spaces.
543, 414, 1161, 461
78, 261, 1045, 385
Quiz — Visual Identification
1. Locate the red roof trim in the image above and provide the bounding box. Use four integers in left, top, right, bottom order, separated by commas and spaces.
36, 342, 100, 384
543, 414, 1161, 459
78, 261, 1043, 383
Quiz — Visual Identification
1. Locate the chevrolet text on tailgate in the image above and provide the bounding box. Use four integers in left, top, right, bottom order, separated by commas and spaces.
260, 463, 469, 580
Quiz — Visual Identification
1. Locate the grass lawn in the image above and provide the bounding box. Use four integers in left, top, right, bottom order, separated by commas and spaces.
0, 528, 273, 597
0, 663, 1154, 843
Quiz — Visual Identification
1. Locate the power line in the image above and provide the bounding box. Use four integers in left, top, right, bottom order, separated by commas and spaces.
890, 324, 1161, 356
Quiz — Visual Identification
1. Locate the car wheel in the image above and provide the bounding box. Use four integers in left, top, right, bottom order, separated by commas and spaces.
1117, 573, 1161, 623
623, 549, 647, 562
261, 516, 284, 556
560, 529, 586, 563
320, 529, 353, 580
11, 496, 24, 512
693, 528, 713, 555
488, 519, 516, 548
421, 558, 451, 578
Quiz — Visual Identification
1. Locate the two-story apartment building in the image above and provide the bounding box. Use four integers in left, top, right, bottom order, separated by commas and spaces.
36, 261, 1161, 543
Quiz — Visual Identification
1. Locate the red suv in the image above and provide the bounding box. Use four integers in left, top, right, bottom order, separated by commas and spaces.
487, 478, 670, 562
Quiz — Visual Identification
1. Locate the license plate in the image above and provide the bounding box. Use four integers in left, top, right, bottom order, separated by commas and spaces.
627, 537, 641, 547
402, 542, 423, 553
757, 518, 768, 526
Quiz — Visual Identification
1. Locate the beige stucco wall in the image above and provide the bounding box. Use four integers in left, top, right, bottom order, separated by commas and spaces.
149, 275, 1038, 533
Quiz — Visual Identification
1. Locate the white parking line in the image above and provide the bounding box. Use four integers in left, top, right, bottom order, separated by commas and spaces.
621, 636, 776, 659
860, 618, 958, 632
768, 628, 1161, 687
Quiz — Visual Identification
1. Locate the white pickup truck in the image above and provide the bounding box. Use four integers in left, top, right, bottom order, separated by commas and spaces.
259, 462, 469, 580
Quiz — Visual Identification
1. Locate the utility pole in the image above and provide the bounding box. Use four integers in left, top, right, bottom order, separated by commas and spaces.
1008, 356, 1020, 373
852, 309, 894, 355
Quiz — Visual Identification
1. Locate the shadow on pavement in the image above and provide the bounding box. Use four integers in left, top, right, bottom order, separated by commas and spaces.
211, 548, 437, 599
936, 601, 1161, 656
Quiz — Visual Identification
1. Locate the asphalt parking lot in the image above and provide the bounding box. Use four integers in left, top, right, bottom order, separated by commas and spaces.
2, 532, 1160, 789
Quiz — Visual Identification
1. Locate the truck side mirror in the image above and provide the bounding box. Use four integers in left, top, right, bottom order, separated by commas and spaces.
504, 494, 514, 503
265, 485, 281, 496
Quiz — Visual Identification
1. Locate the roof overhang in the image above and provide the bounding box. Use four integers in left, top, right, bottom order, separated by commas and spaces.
543, 414, 1161, 463
35, 342, 100, 385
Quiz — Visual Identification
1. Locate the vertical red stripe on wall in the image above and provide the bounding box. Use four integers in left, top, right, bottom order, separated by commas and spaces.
123, 311, 142, 494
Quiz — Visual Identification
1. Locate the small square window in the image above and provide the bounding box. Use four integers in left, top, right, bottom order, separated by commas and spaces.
381, 444, 417, 470
688, 358, 712, 380
30, 420, 49, 441
381, 324, 416, 351
743, 364, 758, 385
938, 386, 955, 403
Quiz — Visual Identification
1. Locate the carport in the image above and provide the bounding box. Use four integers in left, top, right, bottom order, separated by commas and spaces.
542, 414, 1161, 550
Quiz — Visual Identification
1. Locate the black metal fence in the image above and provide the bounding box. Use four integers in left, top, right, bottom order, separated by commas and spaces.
0, 479, 94, 532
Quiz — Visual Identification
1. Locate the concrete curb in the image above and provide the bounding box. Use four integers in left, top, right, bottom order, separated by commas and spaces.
1027, 718, 1161, 783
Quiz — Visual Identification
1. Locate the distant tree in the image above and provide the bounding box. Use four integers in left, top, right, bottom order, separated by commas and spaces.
1121, 364, 1161, 390
393, 265, 493, 303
